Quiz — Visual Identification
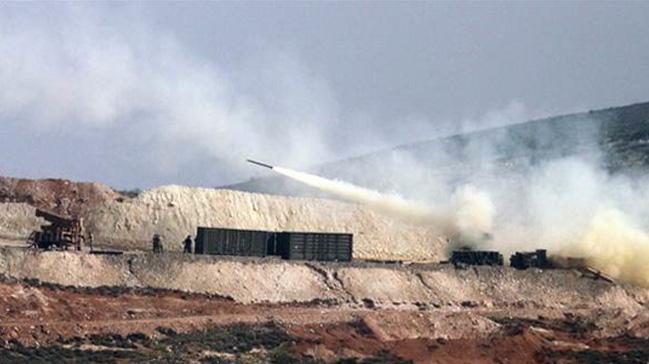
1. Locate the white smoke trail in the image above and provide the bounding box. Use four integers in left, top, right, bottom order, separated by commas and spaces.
272, 166, 494, 243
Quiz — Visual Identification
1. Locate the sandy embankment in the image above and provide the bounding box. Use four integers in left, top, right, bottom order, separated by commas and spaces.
1, 185, 445, 261
0, 248, 646, 312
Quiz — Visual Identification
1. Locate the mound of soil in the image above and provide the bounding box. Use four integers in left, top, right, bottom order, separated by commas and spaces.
0, 177, 442, 261
84, 185, 441, 260
0, 177, 119, 217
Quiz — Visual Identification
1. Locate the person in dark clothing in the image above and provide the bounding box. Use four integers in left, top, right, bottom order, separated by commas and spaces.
87, 232, 94, 252
183, 235, 192, 253
152, 234, 163, 253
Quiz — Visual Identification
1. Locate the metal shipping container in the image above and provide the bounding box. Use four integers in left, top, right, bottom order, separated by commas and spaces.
277, 232, 353, 262
194, 227, 274, 257
510, 249, 549, 269
450, 250, 504, 267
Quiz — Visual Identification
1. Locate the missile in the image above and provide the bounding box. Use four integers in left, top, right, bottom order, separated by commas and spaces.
246, 159, 273, 169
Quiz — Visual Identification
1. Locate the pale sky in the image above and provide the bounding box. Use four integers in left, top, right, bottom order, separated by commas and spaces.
1, 2, 648, 189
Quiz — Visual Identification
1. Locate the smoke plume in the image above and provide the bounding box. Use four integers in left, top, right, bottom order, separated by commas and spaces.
273, 166, 494, 244
468, 155, 649, 287
0, 5, 370, 187
510, 158, 649, 286
0, 5, 550, 188
565, 209, 649, 287
276, 148, 649, 288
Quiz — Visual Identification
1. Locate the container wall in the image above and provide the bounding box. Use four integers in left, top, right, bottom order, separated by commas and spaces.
451, 251, 504, 266
195, 227, 353, 261
279, 232, 353, 262
195, 227, 269, 257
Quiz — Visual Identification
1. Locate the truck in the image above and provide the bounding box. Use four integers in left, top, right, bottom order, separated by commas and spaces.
26, 209, 88, 250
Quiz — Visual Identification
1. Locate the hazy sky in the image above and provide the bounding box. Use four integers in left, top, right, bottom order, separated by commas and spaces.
1, 2, 648, 189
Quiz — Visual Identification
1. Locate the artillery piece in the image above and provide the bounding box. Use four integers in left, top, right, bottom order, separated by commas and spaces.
26, 209, 87, 250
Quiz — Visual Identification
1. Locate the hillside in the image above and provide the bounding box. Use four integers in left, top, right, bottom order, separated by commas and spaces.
0, 177, 118, 217
0, 186, 442, 261
226, 101, 649, 196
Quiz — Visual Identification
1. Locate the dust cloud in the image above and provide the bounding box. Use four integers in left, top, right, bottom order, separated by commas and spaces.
474, 157, 649, 287
513, 158, 649, 287
562, 209, 649, 287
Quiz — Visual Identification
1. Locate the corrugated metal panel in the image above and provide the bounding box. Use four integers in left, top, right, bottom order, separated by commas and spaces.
195, 227, 270, 257
510, 249, 549, 269
278, 232, 353, 262
450, 250, 503, 266
195, 227, 353, 261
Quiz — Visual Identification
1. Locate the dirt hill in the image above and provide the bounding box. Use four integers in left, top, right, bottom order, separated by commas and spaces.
0, 176, 119, 217
86, 185, 442, 260
0, 185, 442, 261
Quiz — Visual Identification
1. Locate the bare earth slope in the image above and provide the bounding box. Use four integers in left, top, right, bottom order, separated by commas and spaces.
0, 184, 442, 261
0, 176, 118, 217
0, 203, 42, 241
86, 186, 441, 260
1, 248, 647, 312
1, 248, 649, 363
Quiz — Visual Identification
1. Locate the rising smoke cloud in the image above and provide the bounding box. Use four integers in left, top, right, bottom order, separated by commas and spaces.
276, 145, 649, 287
0, 5, 354, 187
567, 209, 649, 287
0, 5, 545, 188
520, 158, 649, 286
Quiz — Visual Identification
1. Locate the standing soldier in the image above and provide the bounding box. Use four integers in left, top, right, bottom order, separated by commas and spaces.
152, 234, 163, 253
152, 234, 158, 253
87, 232, 94, 252
183, 235, 192, 253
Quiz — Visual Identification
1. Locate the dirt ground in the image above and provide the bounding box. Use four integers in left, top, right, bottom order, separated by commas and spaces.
1, 276, 649, 363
